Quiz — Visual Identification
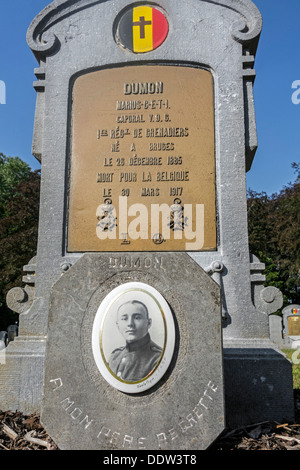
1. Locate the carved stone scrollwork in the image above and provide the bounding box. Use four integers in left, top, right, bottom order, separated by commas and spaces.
26, 0, 263, 61
225, 0, 262, 55
26, 2, 61, 61
26, 0, 97, 61
250, 254, 283, 315
28, 30, 60, 61
6, 257, 36, 315
205, 0, 262, 53
230, 12, 262, 52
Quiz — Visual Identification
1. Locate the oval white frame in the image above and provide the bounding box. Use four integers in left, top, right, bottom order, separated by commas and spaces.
92, 282, 175, 393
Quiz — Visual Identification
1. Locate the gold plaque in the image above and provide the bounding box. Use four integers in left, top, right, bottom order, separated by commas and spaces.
288, 316, 300, 336
67, 65, 216, 252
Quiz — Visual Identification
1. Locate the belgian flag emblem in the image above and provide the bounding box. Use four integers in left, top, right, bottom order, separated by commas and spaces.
117, 5, 169, 53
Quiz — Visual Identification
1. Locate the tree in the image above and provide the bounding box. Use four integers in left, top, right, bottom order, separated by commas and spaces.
0, 153, 32, 218
0, 156, 40, 330
247, 163, 300, 307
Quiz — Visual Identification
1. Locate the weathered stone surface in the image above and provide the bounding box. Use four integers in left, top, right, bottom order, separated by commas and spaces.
224, 340, 295, 428
41, 253, 224, 450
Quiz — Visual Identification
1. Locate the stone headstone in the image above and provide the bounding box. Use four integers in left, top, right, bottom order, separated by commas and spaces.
0, 332, 8, 351
282, 305, 300, 349
0, 0, 295, 440
269, 305, 300, 349
7, 324, 18, 343
42, 252, 224, 450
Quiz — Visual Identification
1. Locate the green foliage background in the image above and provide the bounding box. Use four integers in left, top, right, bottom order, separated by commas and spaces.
247, 163, 300, 308
0, 154, 40, 330
282, 350, 300, 389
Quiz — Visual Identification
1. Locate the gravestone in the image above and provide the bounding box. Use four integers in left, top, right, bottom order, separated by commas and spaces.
0, 332, 8, 352
280, 305, 300, 349
282, 305, 300, 348
42, 253, 224, 450
7, 324, 18, 343
0, 0, 295, 447
270, 305, 300, 349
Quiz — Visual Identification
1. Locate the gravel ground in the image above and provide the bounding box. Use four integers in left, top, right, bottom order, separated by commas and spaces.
1, 390, 299, 451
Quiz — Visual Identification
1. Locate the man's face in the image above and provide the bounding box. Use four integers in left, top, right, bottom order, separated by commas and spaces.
117, 302, 151, 343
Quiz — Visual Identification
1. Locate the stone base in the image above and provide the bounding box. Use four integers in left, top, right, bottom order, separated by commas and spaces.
0, 336, 46, 414
224, 339, 295, 428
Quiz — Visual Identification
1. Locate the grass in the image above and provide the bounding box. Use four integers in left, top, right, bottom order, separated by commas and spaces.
282, 349, 300, 389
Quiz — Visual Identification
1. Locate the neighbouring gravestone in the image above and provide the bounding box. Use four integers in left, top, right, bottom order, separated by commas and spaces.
0, 332, 8, 351
282, 305, 300, 349
0, 0, 295, 449
270, 305, 300, 349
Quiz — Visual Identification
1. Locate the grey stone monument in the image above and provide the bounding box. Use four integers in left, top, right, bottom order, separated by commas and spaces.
0, 0, 295, 448
42, 253, 224, 450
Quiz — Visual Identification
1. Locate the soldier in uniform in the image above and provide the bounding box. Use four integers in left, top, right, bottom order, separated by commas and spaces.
108, 300, 162, 382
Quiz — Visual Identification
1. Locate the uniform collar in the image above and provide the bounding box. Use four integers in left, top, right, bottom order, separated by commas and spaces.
126, 332, 151, 352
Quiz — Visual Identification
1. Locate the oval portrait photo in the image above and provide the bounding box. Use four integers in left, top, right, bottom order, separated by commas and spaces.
92, 282, 175, 393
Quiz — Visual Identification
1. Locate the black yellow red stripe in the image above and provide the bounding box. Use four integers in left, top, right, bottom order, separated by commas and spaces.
117, 5, 168, 53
